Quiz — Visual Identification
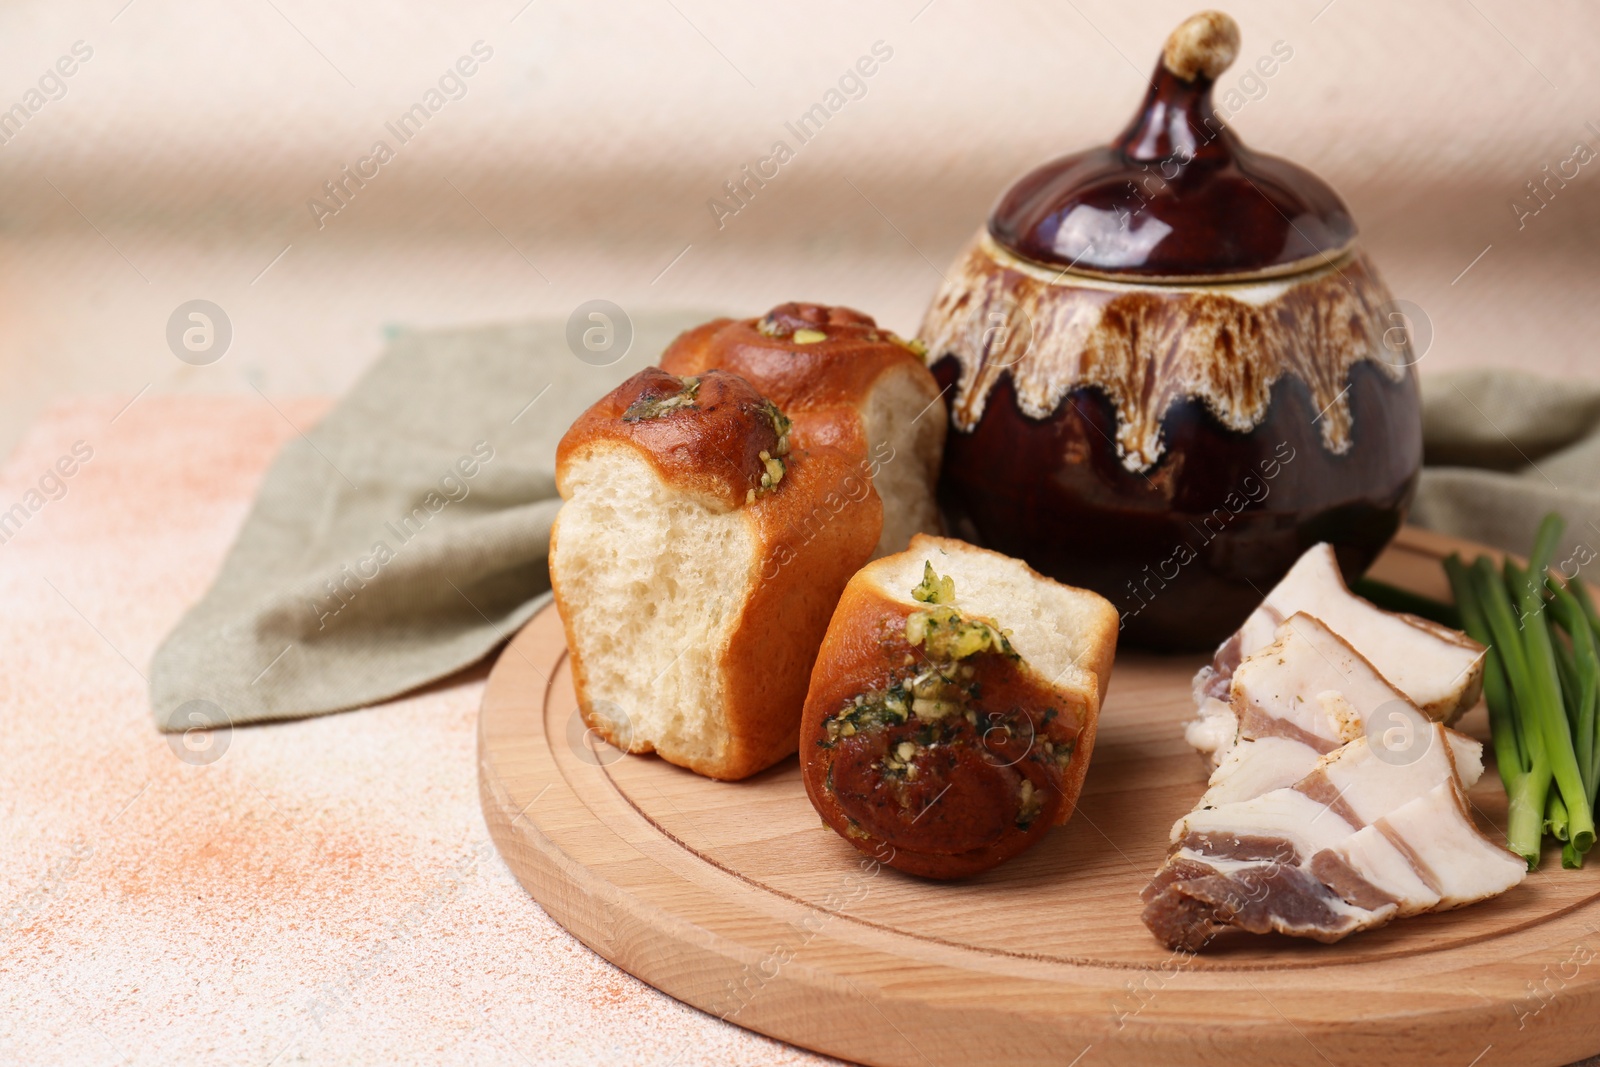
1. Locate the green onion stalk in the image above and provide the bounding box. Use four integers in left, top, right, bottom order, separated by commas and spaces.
1447, 555, 1550, 868
1445, 512, 1600, 869
1551, 580, 1600, 794
1514, 517, 1596, 862
1547, 580, 1600, 867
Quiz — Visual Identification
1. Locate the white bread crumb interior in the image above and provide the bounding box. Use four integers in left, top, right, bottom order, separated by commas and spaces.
552, 445, 748, 769
858, 367, 944, 557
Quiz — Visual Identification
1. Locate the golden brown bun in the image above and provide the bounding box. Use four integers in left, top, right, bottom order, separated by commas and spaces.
800, 536, 1118, 877
551, 367, 883, 780
660, 303, 946, 557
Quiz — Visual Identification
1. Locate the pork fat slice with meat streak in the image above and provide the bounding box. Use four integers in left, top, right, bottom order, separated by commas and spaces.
1198, 613, 1484, 809
1145, 544, 1516, 950
1186, 544, 1484, 765
1143, 725, 1525, 950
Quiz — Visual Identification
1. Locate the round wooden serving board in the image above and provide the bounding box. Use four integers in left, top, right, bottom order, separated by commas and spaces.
479, 527, 1600, 1067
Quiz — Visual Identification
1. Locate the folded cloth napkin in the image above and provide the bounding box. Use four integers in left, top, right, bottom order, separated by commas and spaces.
1413, 368, 1600, 562
150, 311, 712, 729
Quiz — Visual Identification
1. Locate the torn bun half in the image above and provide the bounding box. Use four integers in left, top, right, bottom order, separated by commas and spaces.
800, 535, 1118, 878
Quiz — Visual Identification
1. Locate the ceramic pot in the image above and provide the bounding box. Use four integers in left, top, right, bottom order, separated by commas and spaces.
919, 10, 1420, 650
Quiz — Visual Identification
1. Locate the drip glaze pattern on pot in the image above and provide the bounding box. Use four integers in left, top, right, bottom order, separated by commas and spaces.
921, 233, 1411, 473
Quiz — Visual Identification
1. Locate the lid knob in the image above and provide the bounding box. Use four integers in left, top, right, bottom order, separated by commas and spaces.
1161, 10, 1240, 82
987, 9, 1357, 279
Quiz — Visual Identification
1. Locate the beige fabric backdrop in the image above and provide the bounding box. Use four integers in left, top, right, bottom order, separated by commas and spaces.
0, 0, 1596, 456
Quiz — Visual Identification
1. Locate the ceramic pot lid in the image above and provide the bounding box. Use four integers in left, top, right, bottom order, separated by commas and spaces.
989, 11, 1356, 281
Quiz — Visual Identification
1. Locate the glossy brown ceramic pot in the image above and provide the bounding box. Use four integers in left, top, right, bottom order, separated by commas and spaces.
919, 10, 1420, 650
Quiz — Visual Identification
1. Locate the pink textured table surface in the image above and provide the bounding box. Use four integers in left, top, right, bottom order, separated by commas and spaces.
0, 395, 840, 1067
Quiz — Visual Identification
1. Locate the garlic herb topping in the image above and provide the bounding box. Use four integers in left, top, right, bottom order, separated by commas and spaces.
905, 564, 1018, 663
910, 560, 955, 605
745, 398, 793, 504
622, 376, 701, 422
890, 333, 929, 359
757, 450, 785, 492
760, 399, 792, 456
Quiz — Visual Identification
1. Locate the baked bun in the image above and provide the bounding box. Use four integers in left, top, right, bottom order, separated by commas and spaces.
800, 535, 1119, 878
660, 303, 946, 558
551, 367, 882, 780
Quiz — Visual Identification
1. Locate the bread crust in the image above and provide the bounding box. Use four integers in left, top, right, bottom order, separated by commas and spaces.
660, 303, 946, 557
556, 367, 787, 511
715, 427, 882, 777
551, 367, 883, 780
800, 537, 1119, 877
659, 303, 934, 415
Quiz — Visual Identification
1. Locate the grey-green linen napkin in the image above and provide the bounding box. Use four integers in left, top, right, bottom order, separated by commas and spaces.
1413, 368, 1600, 561
150, 311, 711, 730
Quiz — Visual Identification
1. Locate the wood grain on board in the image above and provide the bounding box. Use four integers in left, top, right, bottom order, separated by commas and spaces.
479, 527, 1600, 1067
